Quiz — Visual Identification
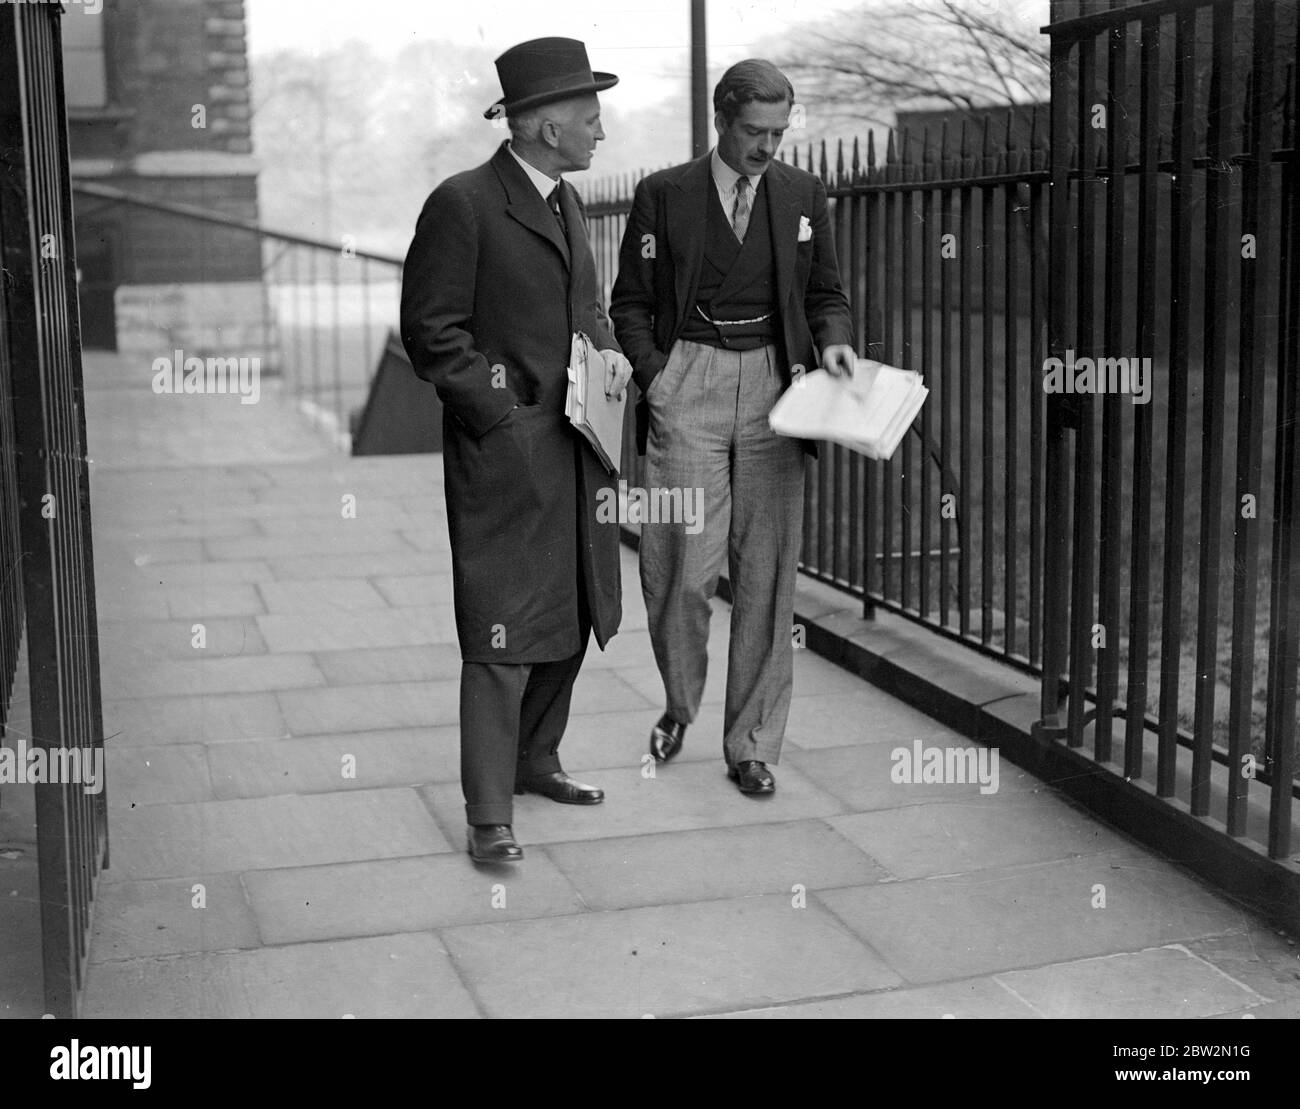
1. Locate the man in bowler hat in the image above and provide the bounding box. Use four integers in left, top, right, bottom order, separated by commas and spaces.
401, 38, 632, 863
611, 59, 854, 796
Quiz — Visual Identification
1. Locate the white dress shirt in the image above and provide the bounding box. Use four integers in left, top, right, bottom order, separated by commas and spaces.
507, 142, 561, 200
710, 147, 763, 218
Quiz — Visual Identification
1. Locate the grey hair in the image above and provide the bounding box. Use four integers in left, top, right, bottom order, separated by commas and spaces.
507, 108, 545, 143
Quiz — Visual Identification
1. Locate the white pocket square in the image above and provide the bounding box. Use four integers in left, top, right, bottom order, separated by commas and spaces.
797, 215, 813, 242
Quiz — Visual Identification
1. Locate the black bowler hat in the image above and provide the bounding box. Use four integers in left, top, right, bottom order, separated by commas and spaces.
484, 37, 618, 120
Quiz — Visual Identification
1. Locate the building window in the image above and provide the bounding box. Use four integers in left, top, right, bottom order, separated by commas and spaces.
62, 12, 107, 109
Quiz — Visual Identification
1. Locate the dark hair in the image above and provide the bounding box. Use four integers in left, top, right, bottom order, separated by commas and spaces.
713, 59, 795, 126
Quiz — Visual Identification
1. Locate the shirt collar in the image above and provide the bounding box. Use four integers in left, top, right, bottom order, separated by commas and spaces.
507, 142, 561, 200
710, 147, 762, 199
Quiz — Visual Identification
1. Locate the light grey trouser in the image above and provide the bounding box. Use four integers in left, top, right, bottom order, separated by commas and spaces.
639, 339, 806, 766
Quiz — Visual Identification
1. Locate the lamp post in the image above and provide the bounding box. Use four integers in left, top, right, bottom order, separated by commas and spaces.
691, 0, 708, 157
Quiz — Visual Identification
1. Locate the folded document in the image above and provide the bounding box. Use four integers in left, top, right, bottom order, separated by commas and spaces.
565, 332, 626, 474
768, 359, 928, 460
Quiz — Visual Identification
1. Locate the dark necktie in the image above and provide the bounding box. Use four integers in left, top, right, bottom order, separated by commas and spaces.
548, 183, 567, 235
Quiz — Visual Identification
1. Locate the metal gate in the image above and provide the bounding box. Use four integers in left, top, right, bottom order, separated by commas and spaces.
1, 1, 109, 1018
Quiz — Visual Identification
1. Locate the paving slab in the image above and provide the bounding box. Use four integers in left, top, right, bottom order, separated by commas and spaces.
87, 873, 261, 962
784, 690, 960, 752
102, 691, 287, 747
440, 894, 902, 1018
267, 551, 442, 580
545, 820, 886, 912
370, 574, 455, 609
993, 945, 1270, 1019
568, 668, 658, 715
817, 852, 1248, 985
1180, 931, 1300, 1018
827, 790, 1134, 879
242, 852, 585, 944
102, 654, 325, 699
108, 742, 214, 808
203, 530, 412, 563
96, 616, 267, 660
96, 517, 263, 542
104, 788, 449, 880
134, 559, 275, 586
785, 689, 956, 750
80, 932, 481, 1018
312, 643, 463, 685
256, 604, 458, 652
206, 726, 461, 800
255, 578, 390, 613
783, 739, 1038, 811
277, 679, 460, 734
420, 758, 846, 847
703, 976, 1040, 1018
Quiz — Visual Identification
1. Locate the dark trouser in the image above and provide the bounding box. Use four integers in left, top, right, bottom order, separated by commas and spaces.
459, 633, 590, 826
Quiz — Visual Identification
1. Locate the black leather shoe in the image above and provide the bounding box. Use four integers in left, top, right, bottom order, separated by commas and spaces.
467, 824, 523, 863
728, 760, 775, 795
514, 771, 604, 804
650, 713, 687, 762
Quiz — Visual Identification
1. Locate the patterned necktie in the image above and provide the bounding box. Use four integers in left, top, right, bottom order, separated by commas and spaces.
731, 176, 751, 242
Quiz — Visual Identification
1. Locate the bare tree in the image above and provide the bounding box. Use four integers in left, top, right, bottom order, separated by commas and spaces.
778, 0, 1050, 130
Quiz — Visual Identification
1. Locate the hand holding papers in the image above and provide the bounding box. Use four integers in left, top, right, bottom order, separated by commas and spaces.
565, 332, 626, 474
768, 358, 928, 461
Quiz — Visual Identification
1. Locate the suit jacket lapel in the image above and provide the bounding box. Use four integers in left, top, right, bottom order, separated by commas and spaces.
666, 154, 711, 331
765, 163, 803, 312
494, 143, 571, 268
558, 181, 586, 296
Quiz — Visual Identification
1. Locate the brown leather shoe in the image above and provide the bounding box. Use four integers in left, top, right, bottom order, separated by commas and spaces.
649, 713, 686, 762
467, 824, 523, 863
514, 771, 604, 804
728, 760, 775, 795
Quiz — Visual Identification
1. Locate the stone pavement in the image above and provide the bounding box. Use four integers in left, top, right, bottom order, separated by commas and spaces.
64, 350, 1300, 1019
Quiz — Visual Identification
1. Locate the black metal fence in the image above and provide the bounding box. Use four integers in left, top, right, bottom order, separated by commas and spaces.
582, 0, 1299, 892
1039, 0, 1298, 861
1, 3, 108, 1017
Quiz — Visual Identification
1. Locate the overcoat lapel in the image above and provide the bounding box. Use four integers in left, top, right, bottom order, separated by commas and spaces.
494, 143, 571, 266
558, 180, 587, 300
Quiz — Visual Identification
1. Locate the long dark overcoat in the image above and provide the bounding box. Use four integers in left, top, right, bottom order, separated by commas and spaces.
400, 141, 622, 664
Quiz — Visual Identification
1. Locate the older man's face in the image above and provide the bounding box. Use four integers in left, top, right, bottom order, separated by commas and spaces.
548, 94, 605, 173
716, 99, 790, 177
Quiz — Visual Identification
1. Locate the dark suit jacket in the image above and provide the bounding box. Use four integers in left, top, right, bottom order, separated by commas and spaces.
609, 152, 854, 452
400, 141, 622, 662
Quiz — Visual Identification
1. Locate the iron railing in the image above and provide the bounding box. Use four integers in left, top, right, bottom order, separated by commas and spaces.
1, 1, 108, 1018
1039, 0, 1298, 861
68, 183, 404, 448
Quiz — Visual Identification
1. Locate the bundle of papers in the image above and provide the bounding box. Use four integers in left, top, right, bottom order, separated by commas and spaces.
565, 331, 626, 474
768, 359, 928, 460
